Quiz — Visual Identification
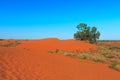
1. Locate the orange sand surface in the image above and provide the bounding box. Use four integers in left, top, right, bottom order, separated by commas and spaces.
0, 38, 120, 80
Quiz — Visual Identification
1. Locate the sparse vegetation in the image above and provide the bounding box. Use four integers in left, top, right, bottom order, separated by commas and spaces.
109, 63, 120, 71
0, 41, 21, 47
50, 41, 120, 72
109, 46, 120, 50
109, 63, 118, 68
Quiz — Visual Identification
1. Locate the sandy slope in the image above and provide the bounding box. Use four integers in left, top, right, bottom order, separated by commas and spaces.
0, 38, 120, 80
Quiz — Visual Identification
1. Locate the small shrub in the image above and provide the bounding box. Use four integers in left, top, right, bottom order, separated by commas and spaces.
64, 52, 77, 57
78, 52, 91, 59
109, 46, 120, 50
102, 53, 114, 58
55, 49, 60, 53
91, 54, 106, 63
115, 64, 120, 71
109, 63, 117, 68
109, 63, 120, 71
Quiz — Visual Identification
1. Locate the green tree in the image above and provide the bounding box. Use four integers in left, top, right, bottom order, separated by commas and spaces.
74, 23, 100, 44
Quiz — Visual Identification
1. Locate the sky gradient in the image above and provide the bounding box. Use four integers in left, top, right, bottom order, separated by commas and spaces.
0, 0, 120, 40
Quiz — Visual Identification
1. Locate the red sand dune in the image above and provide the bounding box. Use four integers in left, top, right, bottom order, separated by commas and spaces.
0, 38, 120, 80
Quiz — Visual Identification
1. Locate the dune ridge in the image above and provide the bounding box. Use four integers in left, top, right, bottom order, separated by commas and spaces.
0, 38, 120, 80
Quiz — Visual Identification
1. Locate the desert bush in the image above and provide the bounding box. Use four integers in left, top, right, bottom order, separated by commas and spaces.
109, 63, 120, 71
102, 53, 114, 58
64, 52, 78, 57
114, 64, 120, 71
109, 46, 120, 50
55, 49, 63, 53
91, 54, 107, 63
109, 63, 118, 69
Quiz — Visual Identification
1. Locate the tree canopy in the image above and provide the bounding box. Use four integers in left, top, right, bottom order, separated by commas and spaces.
74, 23, 100, 44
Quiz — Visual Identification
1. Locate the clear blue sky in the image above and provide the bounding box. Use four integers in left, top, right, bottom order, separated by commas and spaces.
0, 0, 120, 40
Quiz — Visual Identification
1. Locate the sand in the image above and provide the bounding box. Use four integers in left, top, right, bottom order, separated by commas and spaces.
0, 38, 120, 80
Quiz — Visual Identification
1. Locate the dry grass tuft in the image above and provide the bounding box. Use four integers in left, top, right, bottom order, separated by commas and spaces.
0, 41, 21, 47
109, 63, 120, 71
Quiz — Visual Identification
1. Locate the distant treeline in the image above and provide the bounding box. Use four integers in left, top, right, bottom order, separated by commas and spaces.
0, 39, 5, 41
98, 40, 120, 42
